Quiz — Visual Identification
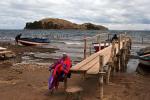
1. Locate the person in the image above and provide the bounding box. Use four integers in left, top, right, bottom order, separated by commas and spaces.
111, 34, 118, 42
48, 53, 72, 91
15, 33, 22, 44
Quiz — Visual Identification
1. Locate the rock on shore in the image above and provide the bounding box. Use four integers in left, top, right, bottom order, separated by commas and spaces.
25, 18, 108, 30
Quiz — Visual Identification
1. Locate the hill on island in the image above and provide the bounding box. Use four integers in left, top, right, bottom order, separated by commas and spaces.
25, 18, 108, 30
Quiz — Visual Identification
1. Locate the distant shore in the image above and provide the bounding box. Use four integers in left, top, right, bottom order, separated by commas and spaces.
25, 18, 108, 30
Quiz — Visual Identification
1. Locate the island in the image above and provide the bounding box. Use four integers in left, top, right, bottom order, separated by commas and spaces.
25, 18, 108, 30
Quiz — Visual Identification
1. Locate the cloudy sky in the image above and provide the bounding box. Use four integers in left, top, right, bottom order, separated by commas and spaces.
0, 0, 150, 30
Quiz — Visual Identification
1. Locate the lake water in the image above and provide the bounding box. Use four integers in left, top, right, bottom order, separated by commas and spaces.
0, 29, 150, 72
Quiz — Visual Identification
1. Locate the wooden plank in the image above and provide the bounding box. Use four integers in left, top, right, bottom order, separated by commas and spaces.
79, 57, 99, 71
70, 54, 98, 71
0, 47, 6, 51
86, 46, 112, 74
0, 51, 12, 54
71, 49, 103, 71
71, 45, 112, 71
86, 62, 99, 74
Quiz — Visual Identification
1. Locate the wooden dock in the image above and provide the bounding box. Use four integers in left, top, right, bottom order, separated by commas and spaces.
65, 33, 132, 100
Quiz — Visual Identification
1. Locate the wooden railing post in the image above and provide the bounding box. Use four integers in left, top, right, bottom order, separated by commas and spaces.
107, 34, 110, 41
141, 36, 143, 44
110, 40, 116, 74
99, 55, 105, 100
104, 41, 107, 48
122, 41, 126, 72
89, 43, 92, 55
99, 35, 101, 51
84, 38, 87, 59
97, 34, 100, 43
106, 62, 112, 84
118, 34, 121, 71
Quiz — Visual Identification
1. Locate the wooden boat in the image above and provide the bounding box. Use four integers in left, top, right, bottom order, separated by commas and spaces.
137, 47, 150, 66
139, 54, 150, 66
17, 38, 50, 46
137, 47, 150, 56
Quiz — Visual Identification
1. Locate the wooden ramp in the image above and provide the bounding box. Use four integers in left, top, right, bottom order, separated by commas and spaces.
70, 38, 128, 74
0, 51, 12, 54
71, 45, 112, 74
66, 34, 131, 100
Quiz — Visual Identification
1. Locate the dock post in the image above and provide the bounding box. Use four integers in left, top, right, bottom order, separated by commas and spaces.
118, 34, 121, 71
84, 38, 87, 59
129, 37, 132, 50
99, 35, 101, 51
89, 43, 92, 55
106, 62, 112, 84
104, 41, 107, 48
122, 38, 127, 72
124, 38, 128, 70
99, 55, 105, 100
107, 33, 110, 41
113, 48, 117, 73
142, 36, 143, 44
111, 41, 116, 74
97, 34, 100, 43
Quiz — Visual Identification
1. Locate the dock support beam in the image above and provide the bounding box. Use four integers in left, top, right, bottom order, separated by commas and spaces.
84, 38, 87, 59
99, 55, 105, 100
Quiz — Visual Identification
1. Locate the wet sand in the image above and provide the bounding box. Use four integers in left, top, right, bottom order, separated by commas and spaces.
0, 42, 150, 100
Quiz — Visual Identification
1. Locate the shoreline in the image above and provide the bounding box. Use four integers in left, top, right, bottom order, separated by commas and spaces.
0, 41, 150, 100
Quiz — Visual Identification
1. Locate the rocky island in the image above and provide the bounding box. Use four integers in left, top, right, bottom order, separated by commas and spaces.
25, 18, 108, 30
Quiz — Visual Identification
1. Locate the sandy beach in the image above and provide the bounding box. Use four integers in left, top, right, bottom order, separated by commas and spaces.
0, 42, 150, 100
0, 0, 150, 99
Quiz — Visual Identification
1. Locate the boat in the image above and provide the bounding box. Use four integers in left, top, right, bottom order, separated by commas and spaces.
138, 53, 150, 66
137, 47, 150, 56
137, 47, 150, 66
17, 37, 50, 46
93, 42, 110, 52
136, 63, 150, 75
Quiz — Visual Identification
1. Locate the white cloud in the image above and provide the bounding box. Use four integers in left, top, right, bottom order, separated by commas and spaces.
0, 0, 150, 30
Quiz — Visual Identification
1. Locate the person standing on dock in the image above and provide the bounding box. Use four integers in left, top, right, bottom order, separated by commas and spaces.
111, 34, 118, 42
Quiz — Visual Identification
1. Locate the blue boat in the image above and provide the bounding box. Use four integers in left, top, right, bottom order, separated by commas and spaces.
15, 34, 50, 46
18, 38, 50, 46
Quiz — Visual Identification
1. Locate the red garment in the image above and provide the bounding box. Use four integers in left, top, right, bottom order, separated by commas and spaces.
52, 56, 71, 76
48, 56, 72, 90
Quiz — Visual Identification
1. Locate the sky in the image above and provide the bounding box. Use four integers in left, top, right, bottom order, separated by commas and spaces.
0, 0, 150, 30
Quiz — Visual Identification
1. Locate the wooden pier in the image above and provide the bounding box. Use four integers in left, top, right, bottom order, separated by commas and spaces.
65, 33, 132, 100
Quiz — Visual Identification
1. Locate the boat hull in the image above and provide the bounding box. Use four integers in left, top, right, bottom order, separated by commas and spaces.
139, 59, 150, 66
93, 43, 110, 52
18, 40, 49, 46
